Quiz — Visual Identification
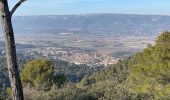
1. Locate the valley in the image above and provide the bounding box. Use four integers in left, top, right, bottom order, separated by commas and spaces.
1, 13, 166, 66
1, 33, 154, 66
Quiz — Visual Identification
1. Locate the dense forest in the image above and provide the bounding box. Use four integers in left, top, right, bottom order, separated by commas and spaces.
0, 31, 170, 99
0, 53, 104, 98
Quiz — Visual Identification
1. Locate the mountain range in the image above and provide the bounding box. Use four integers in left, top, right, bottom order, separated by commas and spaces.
0, 13, 170, 36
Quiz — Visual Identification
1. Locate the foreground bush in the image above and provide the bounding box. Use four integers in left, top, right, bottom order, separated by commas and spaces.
20, 59, 66, 88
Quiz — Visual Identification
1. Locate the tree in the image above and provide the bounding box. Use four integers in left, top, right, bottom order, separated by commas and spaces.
0, 0, 26, 99
127, 32, 170, 99
21, 59, 67, 88
21, 59, 55, 88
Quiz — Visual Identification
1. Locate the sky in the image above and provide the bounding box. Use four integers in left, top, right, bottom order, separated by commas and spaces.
8, 0, 170, 16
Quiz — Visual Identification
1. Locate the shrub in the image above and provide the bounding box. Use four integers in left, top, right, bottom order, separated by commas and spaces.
20, 59, 66, 88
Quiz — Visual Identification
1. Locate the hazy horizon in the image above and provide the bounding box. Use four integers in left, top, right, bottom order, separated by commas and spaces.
11, 13, 170, 17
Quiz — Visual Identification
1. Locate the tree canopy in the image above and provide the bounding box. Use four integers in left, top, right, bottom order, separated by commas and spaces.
21, 59, 66, 88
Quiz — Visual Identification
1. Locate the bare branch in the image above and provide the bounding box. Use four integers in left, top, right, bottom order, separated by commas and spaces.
10, 0, 26, 17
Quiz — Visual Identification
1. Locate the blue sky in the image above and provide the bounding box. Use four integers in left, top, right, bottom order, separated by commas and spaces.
9, 0, 170, 16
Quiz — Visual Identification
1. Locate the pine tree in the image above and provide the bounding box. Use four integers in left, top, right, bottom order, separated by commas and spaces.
0, 0, 27, 100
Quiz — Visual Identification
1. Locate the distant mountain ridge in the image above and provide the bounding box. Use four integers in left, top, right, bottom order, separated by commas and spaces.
0, 13, 170, 36
0, 14, 170, 35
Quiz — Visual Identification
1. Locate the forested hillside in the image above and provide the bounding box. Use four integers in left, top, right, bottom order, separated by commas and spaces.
1, 32, 170, 99
78, 31, 170, 99
80, 31, 170, 99
15, 31, 169, 100
0, 53, 104, 98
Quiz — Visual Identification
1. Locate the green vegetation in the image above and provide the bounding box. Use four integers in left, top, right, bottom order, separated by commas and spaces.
1, 31, 170, 100
127, 31, 170, 99
21, 59, 67, 88
21, 57, 133, 100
